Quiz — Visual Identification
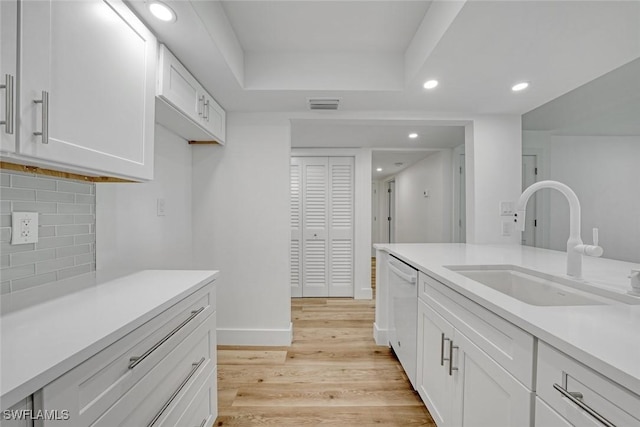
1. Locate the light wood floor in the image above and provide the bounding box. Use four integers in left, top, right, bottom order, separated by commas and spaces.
214, 297, 435, 426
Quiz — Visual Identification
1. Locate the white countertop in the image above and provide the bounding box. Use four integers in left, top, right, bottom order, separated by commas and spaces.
375, 243, 640, 396
0, 269, 218, 410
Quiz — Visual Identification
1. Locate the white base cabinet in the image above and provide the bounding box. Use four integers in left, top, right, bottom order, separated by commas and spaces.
32, 282, 217, 427
536, 341, 640, 427
416, 272, 534, 427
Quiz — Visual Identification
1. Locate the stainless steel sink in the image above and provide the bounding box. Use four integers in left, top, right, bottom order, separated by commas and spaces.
445, 265, 638, 306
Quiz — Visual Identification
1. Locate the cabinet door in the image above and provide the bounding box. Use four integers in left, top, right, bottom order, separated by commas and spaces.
452, 331, 533, 427
158, 45, 201, 124
416, 299, 455, 427
19, 0, 156, 181
0, 0, 17, 152
199, 91, 225, 143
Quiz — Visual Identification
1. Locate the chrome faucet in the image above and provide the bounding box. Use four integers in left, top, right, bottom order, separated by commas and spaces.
514, 180, 603, 278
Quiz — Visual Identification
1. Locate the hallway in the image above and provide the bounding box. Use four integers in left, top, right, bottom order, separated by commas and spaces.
215, 297, 434, 425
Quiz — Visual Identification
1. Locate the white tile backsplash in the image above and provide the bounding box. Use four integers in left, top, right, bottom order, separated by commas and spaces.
0, 170, 96, 294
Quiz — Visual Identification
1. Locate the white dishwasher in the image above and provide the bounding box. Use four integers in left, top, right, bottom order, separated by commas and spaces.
387, 255, 418, 388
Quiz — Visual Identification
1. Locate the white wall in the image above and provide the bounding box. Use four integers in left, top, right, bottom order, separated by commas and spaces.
96, 125, 194, 270
191, 113, 292, 345
523, 131, 640, 263
394, 150, 453, 243
465, 115, 522, 244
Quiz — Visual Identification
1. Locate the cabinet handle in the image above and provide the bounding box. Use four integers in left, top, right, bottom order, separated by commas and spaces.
129, 307, 205, 369
198, 95, 205, 116
440, 333, 450, 366
203, 99, 209, 121
448, 339, 458, 376
147, 357, 205, 427
33, 91, 49, 144
0, 74, 14, 135
196, 418, 207, 427
553, 383, 615, 427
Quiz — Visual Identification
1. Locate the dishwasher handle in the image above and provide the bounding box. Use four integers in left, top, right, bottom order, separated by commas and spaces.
388, 261, 417, 284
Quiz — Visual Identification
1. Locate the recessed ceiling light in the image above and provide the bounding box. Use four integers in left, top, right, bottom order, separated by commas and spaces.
511, 82, 529, 92
376, 168, 383, 172
423, 80, 439, 89
148, 1, 176, 22
408, 133, 418, 139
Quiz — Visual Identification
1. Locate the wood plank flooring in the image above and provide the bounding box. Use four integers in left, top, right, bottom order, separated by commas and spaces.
214, 297, 435, 426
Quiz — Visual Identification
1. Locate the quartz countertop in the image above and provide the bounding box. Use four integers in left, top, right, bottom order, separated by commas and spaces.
0, 269, 218, 410
375, 243, 640, 396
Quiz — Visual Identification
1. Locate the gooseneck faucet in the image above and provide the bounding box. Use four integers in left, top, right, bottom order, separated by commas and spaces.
514, 180, 603, 279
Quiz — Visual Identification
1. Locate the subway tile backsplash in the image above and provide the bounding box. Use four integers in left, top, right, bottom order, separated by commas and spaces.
0, 170, 96, 294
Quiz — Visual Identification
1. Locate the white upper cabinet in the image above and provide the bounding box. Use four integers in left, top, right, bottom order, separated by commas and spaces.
156, 45, 226, 145
9, 0, 157, 181
0, 0, 17, 153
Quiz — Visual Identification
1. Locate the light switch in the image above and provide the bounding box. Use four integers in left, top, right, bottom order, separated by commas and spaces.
11, 212, 39, 244
157, 198, 166, 216
501, 220, 512, 237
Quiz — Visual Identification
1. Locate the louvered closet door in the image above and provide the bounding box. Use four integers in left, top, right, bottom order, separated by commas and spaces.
290, 158, 303, 297
301, 157, 330, 297
291, 157, 355, 298
328, 157, 354, 297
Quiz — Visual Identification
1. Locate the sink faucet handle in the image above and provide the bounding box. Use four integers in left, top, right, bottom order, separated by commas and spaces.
592, 228, 599, 246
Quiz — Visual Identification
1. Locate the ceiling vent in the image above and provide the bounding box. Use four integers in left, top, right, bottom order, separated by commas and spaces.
308, 98, 340, 111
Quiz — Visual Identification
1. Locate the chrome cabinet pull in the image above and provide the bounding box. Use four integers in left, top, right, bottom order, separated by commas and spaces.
33, 91, 49, 143
448, 340, 458, 376
147, 357, 205, 427
198, 95, 204, 116
196, 418, 207, 427
129, 307, 205, 369
0, 74, 14, 134
553, 384, 615, 427
203, 99, 209, 121
440, 333, 450, 366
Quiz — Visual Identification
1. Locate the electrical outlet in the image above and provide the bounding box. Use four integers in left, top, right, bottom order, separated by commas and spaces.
501, 220, 512, 237
11, 212, 39, 244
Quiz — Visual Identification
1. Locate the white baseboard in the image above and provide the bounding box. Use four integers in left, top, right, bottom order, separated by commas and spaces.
373, 322, 389, 346
217, 323, 293, 346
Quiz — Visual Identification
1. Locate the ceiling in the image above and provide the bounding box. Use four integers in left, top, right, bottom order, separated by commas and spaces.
126, 0, 640, 177
372, 150, 438, 180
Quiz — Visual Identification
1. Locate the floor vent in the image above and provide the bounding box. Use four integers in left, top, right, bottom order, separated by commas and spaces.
308, 98, 340, 110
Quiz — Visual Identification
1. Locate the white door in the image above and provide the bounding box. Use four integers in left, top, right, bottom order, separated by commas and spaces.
416, 300, 455, 427
292, 157, 354, 297
290, 158, 303, 298
387, 180, 396, 243
18, 0, 156, 180
0, 0, 17, 153
328, 157, 354, 297
301, 157, 329, 297
452, 330, 533, 427
458, 154, 466, 243
522, 155, 538, 246
371, 182, 378, 257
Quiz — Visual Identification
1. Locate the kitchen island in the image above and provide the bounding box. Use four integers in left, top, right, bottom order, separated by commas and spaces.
1, 269, 218, 426
375, 243, 640, 426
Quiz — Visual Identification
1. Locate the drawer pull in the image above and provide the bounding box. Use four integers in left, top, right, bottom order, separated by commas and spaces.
129, 307, 205, 369
196, 418, 207, 427
147, 357, 205, 427
553, 383, 616, 427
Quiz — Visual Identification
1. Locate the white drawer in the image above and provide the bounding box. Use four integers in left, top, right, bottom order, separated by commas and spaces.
91, 312, 216, 426
419, 272, 535, 388
157, 366, 217, 427
37, 282, 215, 426
537, 341, 640, 426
